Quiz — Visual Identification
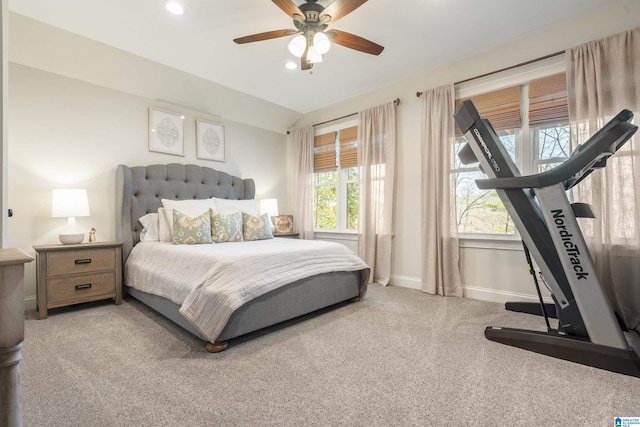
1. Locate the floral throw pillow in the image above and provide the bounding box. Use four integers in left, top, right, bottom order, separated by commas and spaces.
171, 210, 212, 245
210, 209, 243, 243
242, 212, 274, 241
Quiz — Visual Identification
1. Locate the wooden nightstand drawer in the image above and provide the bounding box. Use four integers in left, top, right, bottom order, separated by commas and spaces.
47, 248, 116, 277
47, 271, 116, 305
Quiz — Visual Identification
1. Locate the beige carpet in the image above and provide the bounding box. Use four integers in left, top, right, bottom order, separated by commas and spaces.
21, 284, 640, 426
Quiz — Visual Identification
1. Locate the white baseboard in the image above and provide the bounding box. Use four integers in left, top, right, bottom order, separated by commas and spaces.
388, 275, 551, 305
462, 285, 552, 305
388, 274, 422, 290
24, 295, 37, 311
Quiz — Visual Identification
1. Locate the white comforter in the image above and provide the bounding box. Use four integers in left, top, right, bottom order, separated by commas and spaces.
125, 239, 370, 342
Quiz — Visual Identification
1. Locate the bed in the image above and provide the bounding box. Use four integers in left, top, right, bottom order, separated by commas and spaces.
116, 163, 370, 352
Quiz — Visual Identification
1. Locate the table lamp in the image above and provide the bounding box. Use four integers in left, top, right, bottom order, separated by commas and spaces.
52, 189, 90, 244
259, 198, 279, 229
259, 198, 279, 217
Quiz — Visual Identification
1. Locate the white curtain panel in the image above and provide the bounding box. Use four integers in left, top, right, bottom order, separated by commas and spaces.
567, 27, 640, 329
420, 84, 463, 296
357, 102, 396, 285
290, 126, 315, 240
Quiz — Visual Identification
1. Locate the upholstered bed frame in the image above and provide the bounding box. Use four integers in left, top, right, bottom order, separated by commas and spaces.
116, 163, 366, 352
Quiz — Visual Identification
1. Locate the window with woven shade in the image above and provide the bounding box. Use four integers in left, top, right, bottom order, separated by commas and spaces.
452, 58, 569, 237
529, 72, 570, 173
338, 126, 358, 168
313, 122, 360, 232
314, 132, 337, 172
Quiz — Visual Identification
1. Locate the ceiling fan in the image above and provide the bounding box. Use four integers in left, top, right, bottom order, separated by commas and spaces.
233, 0, 384, 71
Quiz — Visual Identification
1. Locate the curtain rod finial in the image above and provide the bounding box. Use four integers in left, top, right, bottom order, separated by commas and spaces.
416, 91, 423, 97
394, 98, 400, 106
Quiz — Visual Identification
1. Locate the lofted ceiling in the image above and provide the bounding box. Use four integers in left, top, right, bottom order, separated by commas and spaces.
8, 0, 629, 114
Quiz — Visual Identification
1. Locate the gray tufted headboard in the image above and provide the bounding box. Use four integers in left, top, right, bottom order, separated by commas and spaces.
116, 163, 256, 261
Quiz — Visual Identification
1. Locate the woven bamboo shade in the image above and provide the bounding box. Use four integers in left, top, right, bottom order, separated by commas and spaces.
314, 132, 337, 172
339, 126, 358, 168
529, 73, 568, 127
455, 85, 521, 134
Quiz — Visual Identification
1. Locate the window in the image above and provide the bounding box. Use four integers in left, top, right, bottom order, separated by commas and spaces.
313, 125, 359, 232
453, 61, 569, 237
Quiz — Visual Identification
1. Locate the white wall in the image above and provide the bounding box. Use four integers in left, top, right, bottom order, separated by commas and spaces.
292, 1, 640, 301
8, 63, 288, 309
9, 13, 301, 135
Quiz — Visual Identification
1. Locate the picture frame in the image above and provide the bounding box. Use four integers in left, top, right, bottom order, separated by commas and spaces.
148, 107, 185, 156
196, 119, 225, 162
272, 215, 294, 234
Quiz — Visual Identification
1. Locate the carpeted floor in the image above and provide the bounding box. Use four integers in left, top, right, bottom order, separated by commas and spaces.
21, 284, 640, 426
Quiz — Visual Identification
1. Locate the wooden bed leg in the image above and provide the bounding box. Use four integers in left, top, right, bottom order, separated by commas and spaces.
349, 295, 361, 302
206, 341, 228, 353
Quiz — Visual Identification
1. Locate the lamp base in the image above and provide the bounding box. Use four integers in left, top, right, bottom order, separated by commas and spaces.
59, 233, 84, 245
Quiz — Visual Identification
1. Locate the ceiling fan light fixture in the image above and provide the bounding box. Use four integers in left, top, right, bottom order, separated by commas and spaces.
285, 61, 297, 70
288, 35, 306, 58
307, 46, 323, 64
164, 1, 185, 15
313, 32, 331, 55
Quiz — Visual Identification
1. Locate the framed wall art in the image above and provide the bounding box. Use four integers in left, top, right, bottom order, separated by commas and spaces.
148, 107, 185, 156
196, 119, 225, 162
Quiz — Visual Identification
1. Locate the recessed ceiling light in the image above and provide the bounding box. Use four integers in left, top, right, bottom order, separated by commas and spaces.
165, 1, 185, 15
285, 61, 297, 70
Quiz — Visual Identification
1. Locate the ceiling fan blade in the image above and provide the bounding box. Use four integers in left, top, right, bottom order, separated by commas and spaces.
328, 29, 384, 55
271, 0, 304, 18
320, 0, 368, 24
233, 29, 296, 44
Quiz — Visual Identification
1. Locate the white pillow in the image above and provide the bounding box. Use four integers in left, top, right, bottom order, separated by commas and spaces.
138, 213, 159, 241
158, 208, 171, 242
161, 198, 219, 239
212, 198, 258, 217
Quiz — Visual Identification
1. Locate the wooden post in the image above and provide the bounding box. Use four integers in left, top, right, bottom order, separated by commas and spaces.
0, 248, 33, 427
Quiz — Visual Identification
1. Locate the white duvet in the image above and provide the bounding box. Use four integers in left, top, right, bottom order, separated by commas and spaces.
125, 238, 370, 342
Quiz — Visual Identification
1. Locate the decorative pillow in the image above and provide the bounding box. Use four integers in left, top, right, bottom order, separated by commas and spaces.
171, 210, 212, 245
158, 208, 171, 242
138, 213, 159, 241
213, 198, 259, 217
210, 209, 244, 243
161, 198, 218, 239
242, 212, 274, 241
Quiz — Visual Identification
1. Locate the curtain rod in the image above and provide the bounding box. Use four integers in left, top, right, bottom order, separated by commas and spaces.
287, 98, 400, 134
416, 50, 565, 97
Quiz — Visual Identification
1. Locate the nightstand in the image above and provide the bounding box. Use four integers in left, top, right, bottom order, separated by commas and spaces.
274, 233, 300, 239
34, 241, 123, 319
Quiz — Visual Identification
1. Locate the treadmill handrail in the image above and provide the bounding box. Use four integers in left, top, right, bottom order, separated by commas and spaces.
474, 115, 636, 190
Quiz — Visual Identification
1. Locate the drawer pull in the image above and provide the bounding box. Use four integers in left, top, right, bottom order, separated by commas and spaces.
75, 283, 92, 290
75, 258, 92, 265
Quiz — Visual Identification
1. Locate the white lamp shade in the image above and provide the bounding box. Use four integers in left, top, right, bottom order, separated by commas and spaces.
288, 35, 306, 58
52, 189, 90, 244
52, 189, 90, 218
313, 32, 331, 54
259, 199, 279, 218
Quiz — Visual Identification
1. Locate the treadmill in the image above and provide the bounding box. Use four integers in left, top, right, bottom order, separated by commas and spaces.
454, 100, 640, 377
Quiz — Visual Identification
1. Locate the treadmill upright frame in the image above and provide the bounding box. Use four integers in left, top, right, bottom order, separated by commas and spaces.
453, 100, 640, 377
